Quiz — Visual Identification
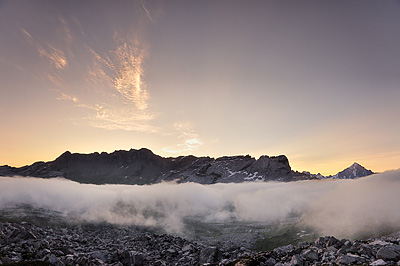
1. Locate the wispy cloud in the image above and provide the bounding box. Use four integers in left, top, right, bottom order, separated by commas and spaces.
110, 41, 149, 110
20, 28, 33, 40
21, 27, 68, 70
50, 33, 158, 133
57, 90, 158, 133
162, 122, 203, 154
138, 0, 155, 25
57, 16, 73, 44
84, 103, 158, 133
77, 37, 157, 132
16, 4, 161, 135
20, 27, 68, 86
37, 44, 68, 70
56, 92, 78, 103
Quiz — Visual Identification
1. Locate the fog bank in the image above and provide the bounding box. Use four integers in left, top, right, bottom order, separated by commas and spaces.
0, 170, 399, 238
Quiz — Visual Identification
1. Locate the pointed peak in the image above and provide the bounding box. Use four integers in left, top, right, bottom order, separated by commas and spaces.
333, 162, 374, 179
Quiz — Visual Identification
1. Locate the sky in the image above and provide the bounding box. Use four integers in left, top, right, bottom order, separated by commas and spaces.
0, 0, 399, 175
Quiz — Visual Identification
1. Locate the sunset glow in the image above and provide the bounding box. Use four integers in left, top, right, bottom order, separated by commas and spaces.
1, 0, 399, 175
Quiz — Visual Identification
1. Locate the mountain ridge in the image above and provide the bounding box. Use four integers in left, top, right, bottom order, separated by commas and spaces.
0, 148, 375, 184
0, 148, 311, 185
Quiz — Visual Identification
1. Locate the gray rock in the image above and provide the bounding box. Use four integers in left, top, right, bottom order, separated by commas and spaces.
265, 258, 276, 266
274, 244, 294, 257
302, 249, 318, 262
182, 243, 193, 252
297, 242, 309, 249
335, 254, 365, 265
166, 248, 176, 254
92, 258, 107, 265
325, 236, 340, 247
337, 246, 349, 255
359, 244, 375, 257
321, 251, 336, 263
200, 246, 223, 264
377, 246, 400, 261
64, 255, 74, 265
290, 254, 303, 266
315, 236, 328, 247
46, 253, 65, 266
90, 250, 107, 262
119, 250, 145, 266
371, 259, 388, 266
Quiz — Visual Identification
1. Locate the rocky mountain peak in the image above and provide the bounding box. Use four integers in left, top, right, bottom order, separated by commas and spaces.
350, 162, 361, 168
332, 162, 374, 179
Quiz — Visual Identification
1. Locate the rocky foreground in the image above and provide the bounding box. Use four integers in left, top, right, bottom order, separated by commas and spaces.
1, 222, 400, 266
0, 221, 252, 266
231, 235, 400, 266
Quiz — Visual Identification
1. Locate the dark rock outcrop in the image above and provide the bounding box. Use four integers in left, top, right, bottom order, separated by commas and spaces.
330, 162, 375, 179
0, 148, 307, 185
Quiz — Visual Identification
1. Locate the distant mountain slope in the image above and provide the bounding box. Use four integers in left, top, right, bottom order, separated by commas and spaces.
0, 148, 311, 185
330, 162, 374, 179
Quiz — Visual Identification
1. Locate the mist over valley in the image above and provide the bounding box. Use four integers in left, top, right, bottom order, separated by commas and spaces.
1, 169, 400, 245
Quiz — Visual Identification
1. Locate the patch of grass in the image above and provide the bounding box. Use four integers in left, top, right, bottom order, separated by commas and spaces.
183, 218, 223, 238
254, 223, 318, 251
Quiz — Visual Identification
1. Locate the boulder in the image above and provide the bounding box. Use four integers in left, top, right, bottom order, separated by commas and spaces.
335, 254, 363, 265
371, 259, 388, 266
302, 249, 318, 262
377, 246, 400, 261
199, 247, 223, 264
273, 244, 294, 257
290, 254, 303, 266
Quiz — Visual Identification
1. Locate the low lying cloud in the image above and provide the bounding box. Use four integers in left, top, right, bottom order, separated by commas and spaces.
0, 170, 399, 238
302, 169, 400, 237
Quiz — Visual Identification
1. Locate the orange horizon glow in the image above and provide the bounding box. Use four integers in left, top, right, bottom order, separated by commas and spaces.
1, 1, 399, 176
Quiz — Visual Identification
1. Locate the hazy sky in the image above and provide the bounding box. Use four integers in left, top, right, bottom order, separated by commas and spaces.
1, 0, 399, 175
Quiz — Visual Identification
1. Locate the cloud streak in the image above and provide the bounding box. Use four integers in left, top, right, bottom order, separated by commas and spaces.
138, 0, 155, 25
37, 44, 68, 70
162, 122, 203, 154
90, 40, 149, 111
20, 27, 68, 86
1, 170, 400, 238
77, 38, 158, 132
19, 16, 157, 133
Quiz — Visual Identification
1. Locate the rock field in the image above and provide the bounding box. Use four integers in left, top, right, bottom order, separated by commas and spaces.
1, 221, 400, 265
0, 221, 251, 265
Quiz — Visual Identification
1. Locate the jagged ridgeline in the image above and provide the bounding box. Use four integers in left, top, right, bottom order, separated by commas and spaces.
0, 148, 313, 185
